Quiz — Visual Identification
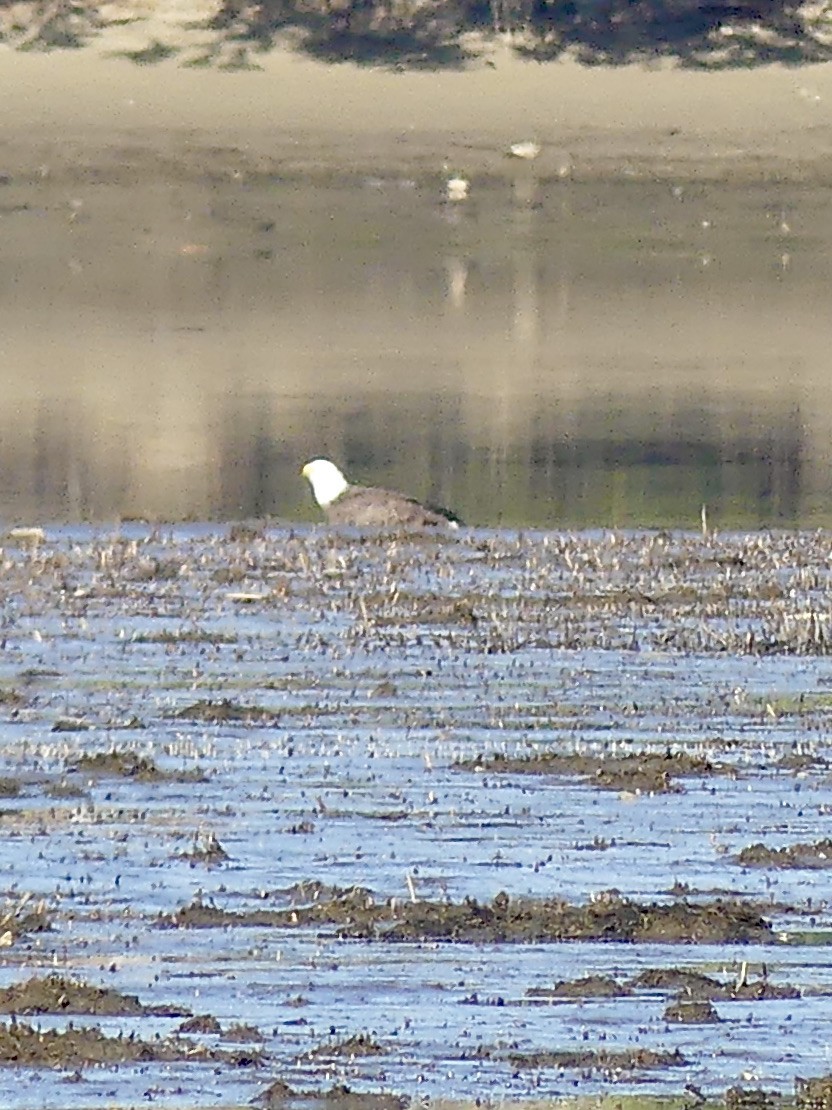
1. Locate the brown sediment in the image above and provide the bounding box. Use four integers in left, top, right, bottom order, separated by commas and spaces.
162, 889, 774, 944
736, 839, 832, 869
69, 749, 206, 783
222, 1023, 266, 1043
664, 999, 721, 1023
131, 627, 237, 644
727, 1087, 782, 1110
227, 523, 267, 544
796, 1075, 832, 1110
352, 893, 773, 944
178, 832, 230, 865
528, 975, 632, 998
630, 968, 722, 994
257, 1080, 408, 1108
178, 1014, 222, 1035
171, 698, 280, 724
630, 968, 800, 1001
0, 1019, 262, 1067
776, 751, 832, 772
160, 885, 377, 929
258, 1079, 298, 1107
529, 968, 800, 1003
464, 1044, 687, 1072
308, 1033, 387, 1058
161, 899, 286, 929
456, 749, 723, 793
0, 974, 189, 1017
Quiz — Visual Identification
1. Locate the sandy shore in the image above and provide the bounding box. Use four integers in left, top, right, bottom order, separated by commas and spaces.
3, 15, 832, 184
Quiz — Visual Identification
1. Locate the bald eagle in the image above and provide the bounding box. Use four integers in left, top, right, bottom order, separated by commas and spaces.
301, 459, 462, 530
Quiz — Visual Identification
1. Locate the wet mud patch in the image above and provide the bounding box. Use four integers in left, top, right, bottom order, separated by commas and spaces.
0, 974, 189, 1017
356, 894, 774, 945
257, 1081, 407, 1109
0, 688, 26, 712
223, 1022, 267, 1043
736, 839, 832, 869
664, 999, 721, 1023
464, 1045, 688, 1075
68, 749, 207, 783
178, 1015, 222, 1035
307, 1033, 387, 1058
164, 889, 774, 944
131, 627, 238, 645
457, 749, 726, 794
0, 1019, 261, 1068
727, 1087, 782, 1110
528, 975, 632, 999
161, 899, 286, 929
796, 1076, 832, 1110
161, 884, 377, 929
170, 698, 281, 724
176, 831, 230, 866
631, 967, 800, 1001
528, 967, 801, 1004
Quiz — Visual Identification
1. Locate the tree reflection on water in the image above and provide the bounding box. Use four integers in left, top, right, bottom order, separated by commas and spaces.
0, 0, 828, 70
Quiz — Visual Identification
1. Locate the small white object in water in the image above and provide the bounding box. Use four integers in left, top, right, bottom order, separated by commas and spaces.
446, 174, 469, 201
509, 141, 541, 160
3, 526, 46, 548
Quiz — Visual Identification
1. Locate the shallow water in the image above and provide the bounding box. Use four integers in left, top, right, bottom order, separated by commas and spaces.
1, 526, 832, 1106
1, 167, 831, 528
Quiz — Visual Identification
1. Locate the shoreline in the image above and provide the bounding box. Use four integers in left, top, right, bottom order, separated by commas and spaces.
3, 36, 832, 185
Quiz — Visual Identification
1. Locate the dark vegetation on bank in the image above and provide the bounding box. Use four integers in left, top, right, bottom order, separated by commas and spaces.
0, 0, 829, 69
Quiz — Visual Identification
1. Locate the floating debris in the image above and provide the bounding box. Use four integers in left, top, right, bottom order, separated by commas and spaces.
445, 174, 469, 201
508, 140, 541, 160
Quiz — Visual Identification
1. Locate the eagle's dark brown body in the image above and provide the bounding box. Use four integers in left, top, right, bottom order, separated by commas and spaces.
323, 485, 459, 530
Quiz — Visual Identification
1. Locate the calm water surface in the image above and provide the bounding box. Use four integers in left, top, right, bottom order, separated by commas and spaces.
1, 169, 830, 528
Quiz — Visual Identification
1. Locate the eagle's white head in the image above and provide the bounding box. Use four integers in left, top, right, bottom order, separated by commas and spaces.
301, 459, 349, 507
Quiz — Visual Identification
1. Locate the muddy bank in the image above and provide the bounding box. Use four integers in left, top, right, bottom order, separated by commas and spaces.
457, 749, 727, 794
736, 838, 832, 869
468, 1045, 688, 1073
164, 887, 775, 944
257, 1081, 407, 1109
528, 967, 802, 1002
0, 974, 189, 1017
0, 1019, 261, 1068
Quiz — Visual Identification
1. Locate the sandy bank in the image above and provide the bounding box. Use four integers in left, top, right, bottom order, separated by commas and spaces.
3, 23, 832, 184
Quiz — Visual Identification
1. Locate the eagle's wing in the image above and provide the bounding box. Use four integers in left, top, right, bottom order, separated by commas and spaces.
325, 485, 459, 529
